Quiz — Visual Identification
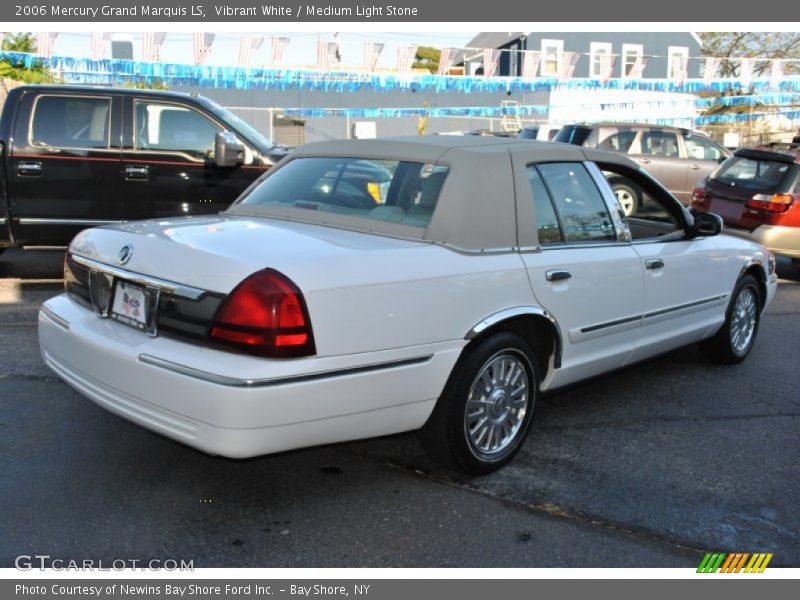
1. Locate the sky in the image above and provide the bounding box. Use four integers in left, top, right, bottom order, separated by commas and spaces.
48, 31, 477, 68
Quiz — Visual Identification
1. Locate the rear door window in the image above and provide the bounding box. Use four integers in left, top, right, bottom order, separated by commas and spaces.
31, 95, 111, 149
640, 131, 681, 157
537, 162, 616, 242
527, 166, 563, 243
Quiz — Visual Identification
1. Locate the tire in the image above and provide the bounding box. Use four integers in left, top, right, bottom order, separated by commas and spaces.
612, 181, 640, 217
701, 275, 761, 364
419, 331, 539, 475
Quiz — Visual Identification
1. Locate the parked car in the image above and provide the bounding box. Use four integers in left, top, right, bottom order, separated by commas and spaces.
518, 124, 561, 141
0, 85, 287, 255
555, 123, 730, 214
692, 145, 800, 261
39, 137, 776, 474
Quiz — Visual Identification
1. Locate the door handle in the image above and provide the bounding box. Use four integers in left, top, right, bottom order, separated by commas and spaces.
638, 158, 651, 165
124, 165, 150, 181
688, 164, 701, 170
546, 269, 572, 282
645, 259, 665, 270
17, 161, 42, 177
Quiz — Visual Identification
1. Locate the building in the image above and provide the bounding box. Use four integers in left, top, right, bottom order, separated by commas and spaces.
461, 32, 703, 80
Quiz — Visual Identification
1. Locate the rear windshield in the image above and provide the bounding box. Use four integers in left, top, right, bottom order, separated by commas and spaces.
554, 125, 592, 146
711, 156, 794, 192
237, 157, 449, 228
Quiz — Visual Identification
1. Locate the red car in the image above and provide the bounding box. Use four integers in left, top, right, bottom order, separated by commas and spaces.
692, 145, 800, 261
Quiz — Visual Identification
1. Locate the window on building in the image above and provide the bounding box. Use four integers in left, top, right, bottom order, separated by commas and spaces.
668, 46, 689, 79
590, 42, 613, 78
621, 44, 644, 78
540, 39, 564, 77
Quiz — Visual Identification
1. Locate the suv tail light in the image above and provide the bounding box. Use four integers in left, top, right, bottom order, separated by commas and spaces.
692, 183, 710, 208
746, 193, 796, 213
208, 269, 315, 358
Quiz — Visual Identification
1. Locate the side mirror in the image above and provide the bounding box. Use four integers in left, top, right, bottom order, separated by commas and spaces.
693, 212, 723, 237
214, 131, 245, 167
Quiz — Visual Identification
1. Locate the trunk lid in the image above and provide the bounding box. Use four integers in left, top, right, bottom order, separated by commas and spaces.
68, 214, 427, 294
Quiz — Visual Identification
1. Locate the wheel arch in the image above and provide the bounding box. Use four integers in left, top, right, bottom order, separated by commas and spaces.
464, 307, 562, 380
740, 259, 767, 309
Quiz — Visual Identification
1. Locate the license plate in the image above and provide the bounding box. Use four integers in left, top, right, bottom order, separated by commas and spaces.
110, 281, 148, 331
709, 198, 744, 223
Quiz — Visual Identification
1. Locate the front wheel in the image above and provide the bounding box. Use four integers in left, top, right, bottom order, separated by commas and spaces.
701, 274, 761, 364
612, 182, 641, 217
419, 331, 538, 475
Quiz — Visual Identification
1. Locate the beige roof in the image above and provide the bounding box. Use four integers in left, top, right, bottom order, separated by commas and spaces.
229, 136, 638, 251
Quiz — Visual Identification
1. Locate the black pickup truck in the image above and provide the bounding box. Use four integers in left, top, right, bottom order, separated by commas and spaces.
0, 85, 287, 253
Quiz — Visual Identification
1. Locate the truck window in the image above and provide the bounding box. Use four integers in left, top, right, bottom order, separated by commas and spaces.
31, 95, 111, 149
134, 101, 222, 160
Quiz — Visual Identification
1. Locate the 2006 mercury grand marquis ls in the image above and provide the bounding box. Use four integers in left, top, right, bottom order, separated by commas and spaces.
39, 137, 778, 474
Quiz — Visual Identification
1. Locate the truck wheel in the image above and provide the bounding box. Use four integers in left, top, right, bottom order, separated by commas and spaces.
419, 331, 538, 475
701, 275, 761, 364
612, 182, 640, 217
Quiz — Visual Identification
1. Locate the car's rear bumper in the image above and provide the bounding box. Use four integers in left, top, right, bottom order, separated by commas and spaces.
39, 294, 463, 458
724, 224, 800, 259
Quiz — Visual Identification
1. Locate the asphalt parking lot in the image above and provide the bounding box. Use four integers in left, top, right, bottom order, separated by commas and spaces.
1, 248, 798, 568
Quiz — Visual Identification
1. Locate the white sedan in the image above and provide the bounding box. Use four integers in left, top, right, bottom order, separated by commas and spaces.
39, 137, 778, 474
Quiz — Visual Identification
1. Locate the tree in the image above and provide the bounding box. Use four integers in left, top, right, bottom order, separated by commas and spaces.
2, 32, 37, 53
699, 32, 800, 76
0, 32, 52, 83
413, 46, 441, 73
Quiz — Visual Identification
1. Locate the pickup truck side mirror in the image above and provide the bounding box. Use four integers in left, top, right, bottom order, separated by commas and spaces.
214, 131, 245, 168
693, 211, 723, 237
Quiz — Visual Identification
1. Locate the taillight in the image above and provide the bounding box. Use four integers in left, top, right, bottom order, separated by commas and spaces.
208, 269, 315, 358
692, 184, 710, 207
746, 193, 796, 213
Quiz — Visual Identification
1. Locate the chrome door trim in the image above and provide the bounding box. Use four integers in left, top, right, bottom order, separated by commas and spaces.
17, 218, 122, 226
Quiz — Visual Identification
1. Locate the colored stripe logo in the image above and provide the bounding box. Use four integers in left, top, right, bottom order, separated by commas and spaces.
697, 552, 773, 573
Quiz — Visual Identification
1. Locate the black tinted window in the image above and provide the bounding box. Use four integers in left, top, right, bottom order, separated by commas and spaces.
135, 102, 221, 159
31, 96, 110, 149
554, 126, 593, 146
712, 156, 791, 192
538, 163, 616, 242
527, 166, 562, 243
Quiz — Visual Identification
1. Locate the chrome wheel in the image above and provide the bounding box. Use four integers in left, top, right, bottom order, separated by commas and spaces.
465, 351, 530, 458
730, 287, 758, 353
614, 187, 636, 216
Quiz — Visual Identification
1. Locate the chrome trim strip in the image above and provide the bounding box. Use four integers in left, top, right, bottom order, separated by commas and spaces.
138, 354, 434, 388
579, 295, 727, 334
40, 305, 70, 331
581, 314, 642, 334
643, 295, 727, 319
71, 254, 206, 300
18, 218, 122, 226
465, 306, 563, 369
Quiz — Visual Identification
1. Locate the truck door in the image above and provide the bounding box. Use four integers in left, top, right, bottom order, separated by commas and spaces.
121, 96, 259, 220
7, 91, 123, 245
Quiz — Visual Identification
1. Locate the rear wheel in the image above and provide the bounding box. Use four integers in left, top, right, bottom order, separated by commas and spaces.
419, 331, 538, 475
701, 274, 761, 364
